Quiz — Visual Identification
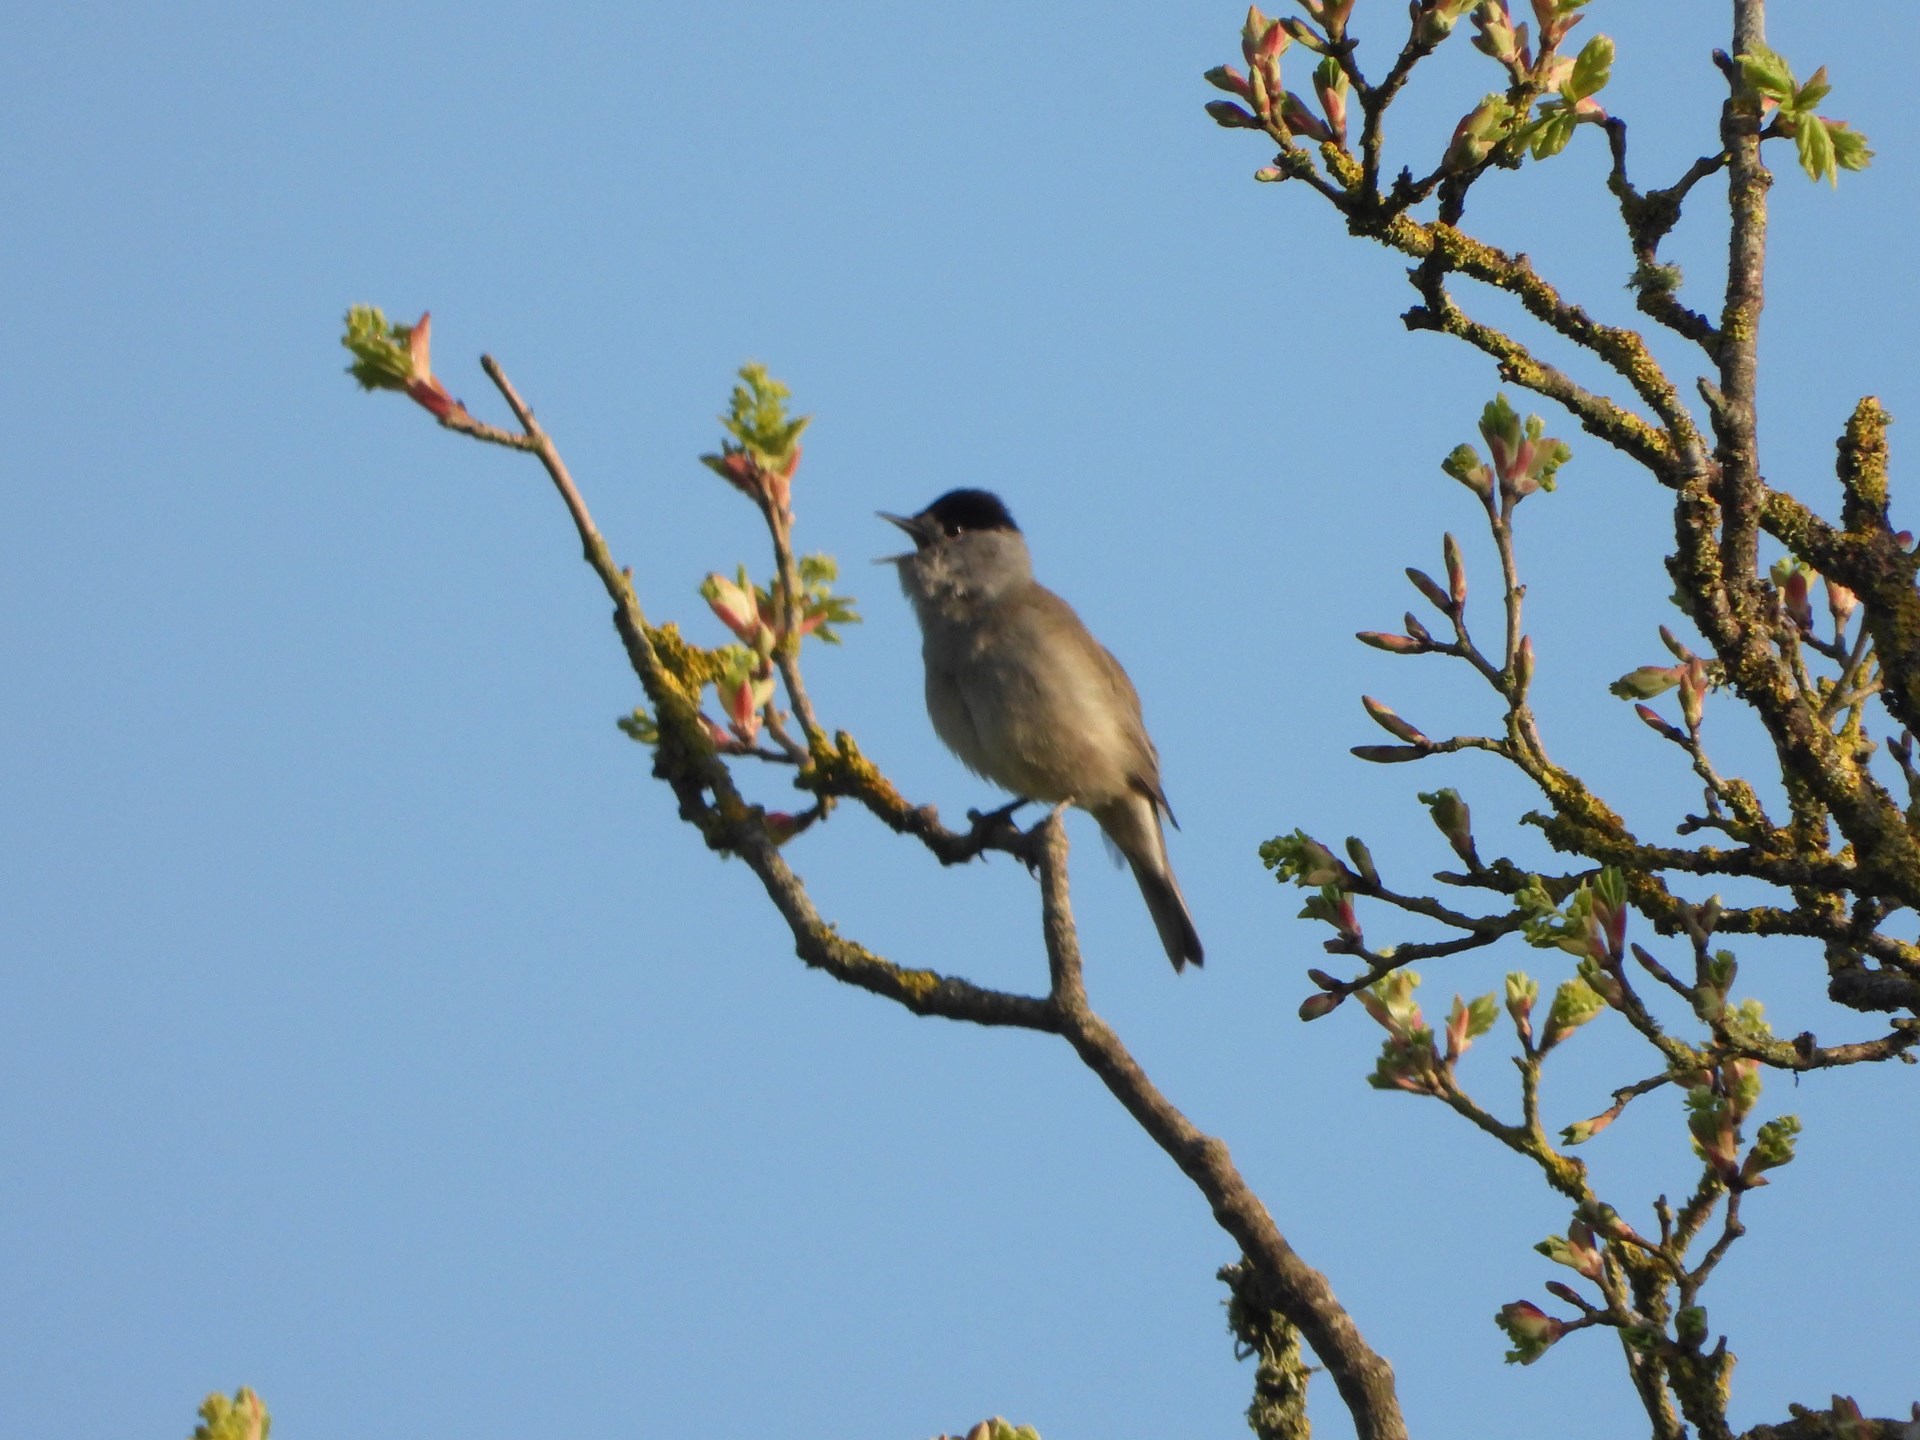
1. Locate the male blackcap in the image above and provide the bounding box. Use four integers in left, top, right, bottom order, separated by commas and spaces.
881, 489, 1203, 971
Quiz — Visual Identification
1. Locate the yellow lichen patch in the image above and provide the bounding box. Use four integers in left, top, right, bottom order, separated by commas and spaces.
1838, 396, 1891, 514
1538, 1150, 1590, 1201
646, 622, 726, 693
807, 731, 910, 814
893, 967, 943, 1003
1322, 146, 1363, 189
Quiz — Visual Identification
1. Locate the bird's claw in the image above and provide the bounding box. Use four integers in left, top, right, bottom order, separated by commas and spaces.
1011, 800, 1072, 875
961, 798, 1030, 862
967, 797, 1033, 828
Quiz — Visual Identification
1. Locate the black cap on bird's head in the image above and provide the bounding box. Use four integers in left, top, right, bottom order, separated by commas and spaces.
921, 488, 1019, 536
879, 488, 1020, 553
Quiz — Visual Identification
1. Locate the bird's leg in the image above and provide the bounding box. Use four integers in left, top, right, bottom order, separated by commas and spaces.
960, 796, 1032, 861
967, 796, 1033, 828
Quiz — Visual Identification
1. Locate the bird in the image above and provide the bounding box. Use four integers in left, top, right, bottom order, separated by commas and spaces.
881, 488, 1203, 971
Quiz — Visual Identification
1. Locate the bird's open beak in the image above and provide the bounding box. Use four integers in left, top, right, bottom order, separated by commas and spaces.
876, 510, 931, 564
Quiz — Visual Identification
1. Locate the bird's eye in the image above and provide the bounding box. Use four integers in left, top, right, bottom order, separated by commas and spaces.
944, 522, 963, 537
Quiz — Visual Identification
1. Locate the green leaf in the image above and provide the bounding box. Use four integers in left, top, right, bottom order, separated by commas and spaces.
340, 305, 416, 392
1478, 394, 1520, 444
1259, 829, 1345, 886
1723, 996, 1772, 1041
192, 1389, 271, 1440
1441, 441, 1490, 492
1796, 113, 1837, 184
1749, 1113, 1802, 1171
793, 551, 861, 644
1465, 991, 1500, 1039
1563, 34, 1614, 103
1525, 105, 1578, 160
1610, 665, 1682, 700
1827, 119, 1874, 174
1736, 45, 1796, 103
1542, 975, 1605, 1044
1792, 65, 1832, 111
717, 363, 811, 464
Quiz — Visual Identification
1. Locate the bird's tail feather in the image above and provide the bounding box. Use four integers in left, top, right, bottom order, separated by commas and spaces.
1095, 796, 1203, 971
1128, 855, 1204, 972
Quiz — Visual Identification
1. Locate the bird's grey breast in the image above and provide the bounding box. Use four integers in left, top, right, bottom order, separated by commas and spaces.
942, 584, 1149, 804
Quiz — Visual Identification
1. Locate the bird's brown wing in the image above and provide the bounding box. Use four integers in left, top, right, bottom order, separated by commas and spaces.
1086, 635, 1178, 827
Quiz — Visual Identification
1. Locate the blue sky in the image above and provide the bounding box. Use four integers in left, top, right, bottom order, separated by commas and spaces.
6, 4, 1918, 1437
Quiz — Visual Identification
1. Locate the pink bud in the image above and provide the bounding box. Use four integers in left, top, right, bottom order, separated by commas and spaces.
722, 675, 758, 736
1315, 76, 1347, 140
1497, 1299, 1564, 1348
401, 312, 460, 418
1204, 64, 1255, 100
1782, 569, 1813, 632
1602, 899, 1627, 958
1826, 579, 1858, 633
1444, 998, 1471, 1062
701, 573, 762, 643
1334, 893, 1361, 941
1561, 1111, 1614, 1145
1443, 533, 1467, 606
1357, 630, 1425, 654
1678, 658, 1707, 730
1635, 704, 1685, 743
1298, 991, 1344, 1021
1240, 5, 1270, 65
1362, 695, 1431, 747
1280, 93, 1331, 142
1406, 567, 1454, 614
769, 444, 801, 515
1205, 99, 1262, 129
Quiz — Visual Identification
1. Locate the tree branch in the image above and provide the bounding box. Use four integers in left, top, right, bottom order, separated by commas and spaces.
1027, 817, 1408, 1440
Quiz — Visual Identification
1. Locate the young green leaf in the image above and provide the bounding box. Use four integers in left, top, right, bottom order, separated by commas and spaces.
1736, 45, 1796, 103
1796, 115, 1838, 185
1563, 35, 1614, 103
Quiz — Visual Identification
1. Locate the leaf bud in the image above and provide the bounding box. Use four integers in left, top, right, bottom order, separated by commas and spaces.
1358, 630, 1426, 654
1299, 990, 1345, 1021
1363, 695, 1432, 746
1406, 567, 1454, 614
1205, 64, 1255, 98
1344, 836, 1379, 884
1205, 99, 1262, 129
1495, 1300, 1565, 1365
1442, 533, 1468, 606
1634, 704, 1685, 743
